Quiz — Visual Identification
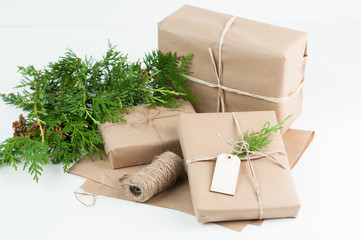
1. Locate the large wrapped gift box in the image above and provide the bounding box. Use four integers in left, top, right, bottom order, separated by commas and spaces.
99, 100, 195, 169
177, 111, 301, 222
159, 5, 308, 134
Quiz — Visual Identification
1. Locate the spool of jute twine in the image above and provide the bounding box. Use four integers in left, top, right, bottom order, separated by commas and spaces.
122, 151, 185, 203
74, 151, 184, 205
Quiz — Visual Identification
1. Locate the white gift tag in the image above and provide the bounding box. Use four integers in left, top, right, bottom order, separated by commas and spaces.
210, 153, 241, 195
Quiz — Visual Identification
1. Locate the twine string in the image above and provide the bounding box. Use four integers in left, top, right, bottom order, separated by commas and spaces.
99, 105, 184, 132
136, 107, 165, 153
212, 15, 237, 112
74, 175, 109, 207
73, 192, 96, 207
231, 112, 263, 219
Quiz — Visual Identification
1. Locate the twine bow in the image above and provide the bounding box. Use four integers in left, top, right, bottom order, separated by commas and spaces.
182, 16, 304, 112
187, 112, 286, 220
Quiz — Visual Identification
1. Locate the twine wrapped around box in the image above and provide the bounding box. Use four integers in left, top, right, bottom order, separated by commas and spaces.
159, 5, 308, 133
177, 111, 301, 222
182, 16, 304, 113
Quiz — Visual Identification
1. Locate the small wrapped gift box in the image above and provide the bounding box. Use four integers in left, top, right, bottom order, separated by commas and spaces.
177, 111, 300, 222
159, 5, 308, 134
99, 100, 195, 169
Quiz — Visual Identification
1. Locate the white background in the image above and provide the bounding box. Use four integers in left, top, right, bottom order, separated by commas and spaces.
1, 0, 360, 239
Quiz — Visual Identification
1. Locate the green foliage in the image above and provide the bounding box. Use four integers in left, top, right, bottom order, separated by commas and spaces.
0, 43, 197, 181
143, 51, 197, 106
234, 115, 292, 158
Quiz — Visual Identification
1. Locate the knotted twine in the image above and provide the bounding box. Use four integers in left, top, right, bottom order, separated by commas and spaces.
74, 151, 185, 205
182, 15, 304, 112
187, 112, 286, 220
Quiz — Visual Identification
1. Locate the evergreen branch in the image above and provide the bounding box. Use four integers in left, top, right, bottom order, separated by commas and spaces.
0, 43, 197, 181
234, 114, 292, 158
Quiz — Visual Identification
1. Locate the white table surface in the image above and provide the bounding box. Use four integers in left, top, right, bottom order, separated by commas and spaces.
1, 1, 360, 239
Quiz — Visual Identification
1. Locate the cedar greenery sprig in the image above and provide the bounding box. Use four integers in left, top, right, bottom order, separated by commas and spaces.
0, 43, 197, 182
234, 114, 292, 158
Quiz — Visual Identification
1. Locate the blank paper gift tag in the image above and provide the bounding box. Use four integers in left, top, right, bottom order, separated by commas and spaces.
210, 153, 241, 195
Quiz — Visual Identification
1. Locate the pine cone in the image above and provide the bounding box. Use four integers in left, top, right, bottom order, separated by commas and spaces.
12, 114, 31, 137
19, 114, 26, 125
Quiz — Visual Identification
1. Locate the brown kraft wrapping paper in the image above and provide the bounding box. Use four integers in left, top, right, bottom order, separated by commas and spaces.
178, 111, 300, 222
68, 128, 314, 232
98, 100, 195, 169
158, 5, 308, 134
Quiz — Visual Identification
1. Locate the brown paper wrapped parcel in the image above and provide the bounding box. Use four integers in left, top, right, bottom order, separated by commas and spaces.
159, 5, 308, 134
177, 111, 300, 222
99, 100, 195, 169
